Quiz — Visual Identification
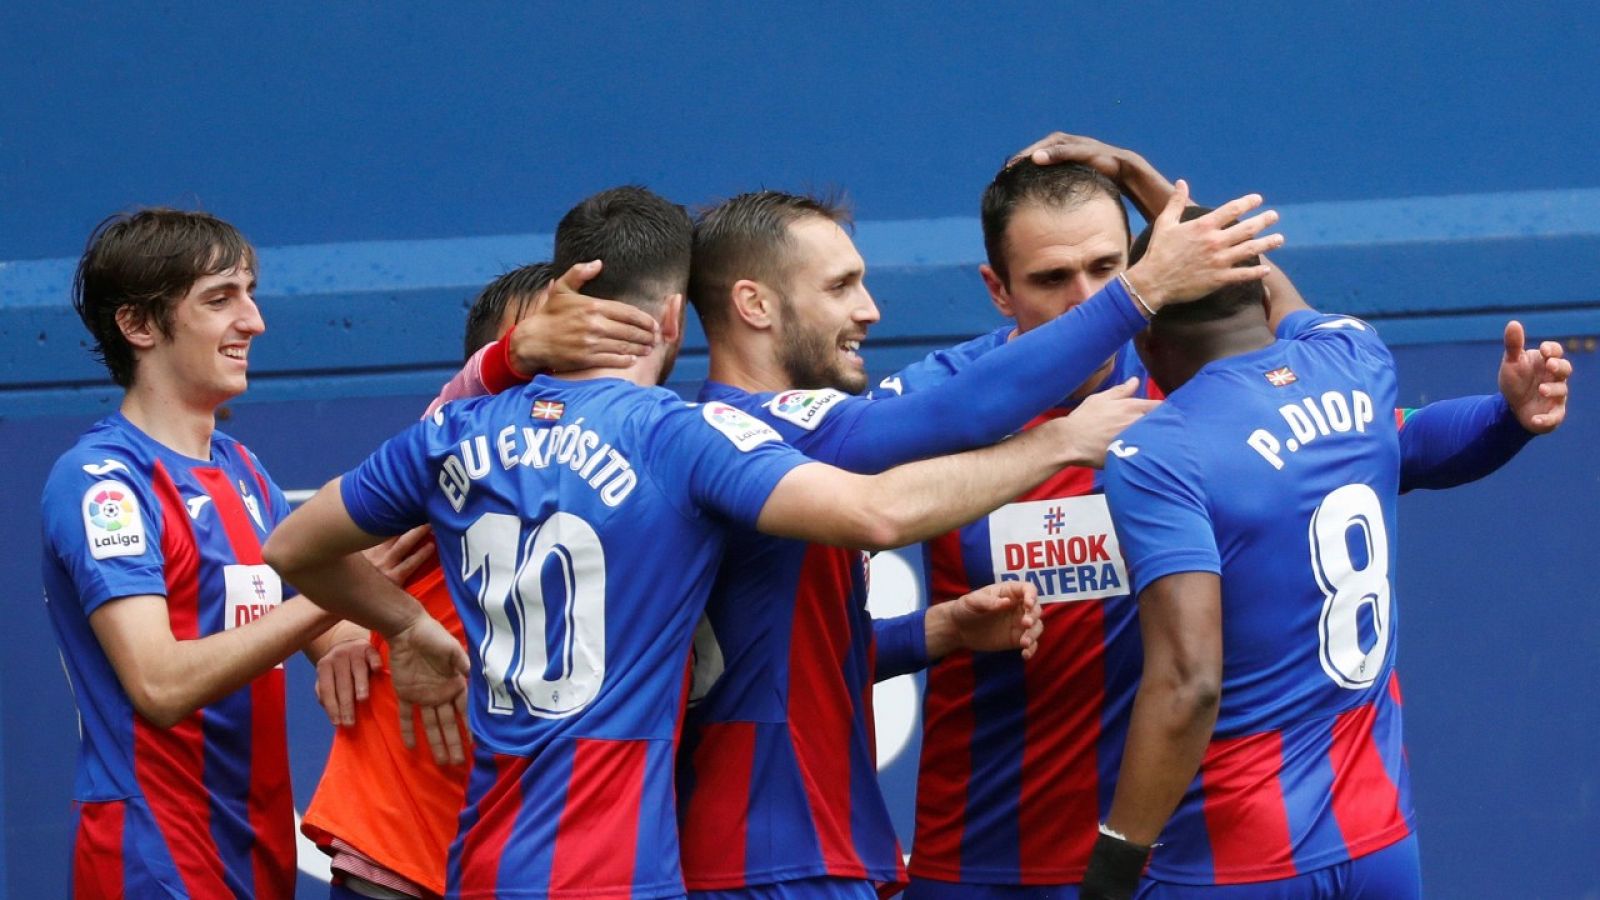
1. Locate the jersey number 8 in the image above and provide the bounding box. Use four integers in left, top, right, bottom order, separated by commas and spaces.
1310, 483, 1392, 690
462, 511, 606, 718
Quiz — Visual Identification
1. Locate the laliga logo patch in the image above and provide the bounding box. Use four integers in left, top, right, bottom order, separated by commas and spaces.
765, 389, 847, 431
702, 402, 781, 452
83, 480, 146, 560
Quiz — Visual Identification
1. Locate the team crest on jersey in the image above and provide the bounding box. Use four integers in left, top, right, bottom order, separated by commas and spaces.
532, 400, 566, 422
82, 480, 146, 560
701, 402, 781, 451
765, 389, 847, 431
987, 495, 1128, 603
238, 479, 265, 530
1264, 366, 1298, 387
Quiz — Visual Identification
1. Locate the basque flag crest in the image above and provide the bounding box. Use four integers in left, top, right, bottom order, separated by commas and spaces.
532, 400, 566, 421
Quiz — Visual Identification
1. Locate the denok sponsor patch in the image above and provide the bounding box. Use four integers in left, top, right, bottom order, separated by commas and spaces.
223, 564, 285, 663
987, 495, 1128, 603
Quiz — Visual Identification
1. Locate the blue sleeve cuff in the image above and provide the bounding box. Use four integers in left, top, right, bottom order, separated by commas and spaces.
873, 609, 929, 682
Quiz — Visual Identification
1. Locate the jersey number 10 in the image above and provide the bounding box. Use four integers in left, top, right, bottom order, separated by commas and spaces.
461, 511, 607, 718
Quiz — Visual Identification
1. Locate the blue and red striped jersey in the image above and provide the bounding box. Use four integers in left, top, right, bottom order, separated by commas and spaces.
338, 376, 809, 899
678, 382, 907, 893
40, 412, 297, 899
1102, 310, 1413, 883
889, 338, 1160, 885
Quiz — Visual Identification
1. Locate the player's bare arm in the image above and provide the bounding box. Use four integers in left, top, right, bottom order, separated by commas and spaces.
757, 410, 1143, 551
88, 591, 337, 729
303, 525, 435, 727
1083, 571, 1223, 900
923, 581, 1045, 661
263, 479, 471, 763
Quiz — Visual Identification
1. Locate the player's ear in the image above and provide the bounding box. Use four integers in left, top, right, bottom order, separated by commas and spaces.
1261, 282, 1273, 320
980, 264, 1014, 318
730, 279, 776, 330
116, 305, 160, 350
659, 293, 685, 344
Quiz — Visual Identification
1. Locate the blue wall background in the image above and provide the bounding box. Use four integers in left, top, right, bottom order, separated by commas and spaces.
2, 4, 1596, 897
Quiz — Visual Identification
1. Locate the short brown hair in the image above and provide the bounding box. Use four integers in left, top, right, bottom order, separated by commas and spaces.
689, 191, 852, 338
73, 208, 257, 387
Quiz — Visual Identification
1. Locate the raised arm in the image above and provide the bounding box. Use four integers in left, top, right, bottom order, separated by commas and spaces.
830, 187, 1281, 473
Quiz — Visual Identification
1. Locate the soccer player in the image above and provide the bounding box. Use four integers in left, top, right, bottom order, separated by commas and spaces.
672, 184, 1279, 899
262, 186, 1140, 899
38, 208, 364, 898
1083, 209, 1566, 898
302, 261, 661, 899
893, 137, 1570, 899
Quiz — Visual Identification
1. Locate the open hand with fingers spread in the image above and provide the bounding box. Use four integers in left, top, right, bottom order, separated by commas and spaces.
1120, 181, 1282, 313
389, 613, 471, 765
508, 259, 660, 376
1499, 320, 1572, 434
1049, 377, 1162, 468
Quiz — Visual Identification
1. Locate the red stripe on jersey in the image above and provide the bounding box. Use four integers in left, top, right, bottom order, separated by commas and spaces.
910, 650, 976, 880
680, 722, 756, 886
456, 754, 525, 897
1388, 671, 1404, 706
195, 468, 264, 565
787, 544, 867, 875
1328, 701, 1408, 857
72, 801, 125, 898
1199, 730, 1298, 883
550, 739, 649, 892
926, 527, 972, 604
195, 467, 296, 898
136, 464, 231, 897
1019, 600, 1105, 881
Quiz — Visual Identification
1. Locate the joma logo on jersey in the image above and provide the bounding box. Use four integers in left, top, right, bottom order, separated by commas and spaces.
988, 495, 1128, 603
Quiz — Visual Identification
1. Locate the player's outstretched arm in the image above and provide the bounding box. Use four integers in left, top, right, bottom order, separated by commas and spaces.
263, 478, 470, 763
1395, 321, 1572, 491
89, 592, 337, 729
1083, 571, 1223, 900
758, 403, 1148, 551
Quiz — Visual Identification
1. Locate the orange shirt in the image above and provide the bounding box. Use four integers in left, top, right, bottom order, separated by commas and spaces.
302, 554, 470, 897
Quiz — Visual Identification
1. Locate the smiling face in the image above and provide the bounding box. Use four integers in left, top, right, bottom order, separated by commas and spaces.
770, 216, 880, 393
135, 265, 264, 408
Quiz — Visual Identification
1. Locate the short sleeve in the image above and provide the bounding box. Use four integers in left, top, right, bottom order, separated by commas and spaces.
1278, 310, 1392, 365
647, 402, 811, 529
41, 455, 169, 615
1102, 415, 1219, 597
341, 418, 436, 536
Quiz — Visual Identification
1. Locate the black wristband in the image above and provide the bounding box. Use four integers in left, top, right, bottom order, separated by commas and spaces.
1081, 830, 1151, 900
